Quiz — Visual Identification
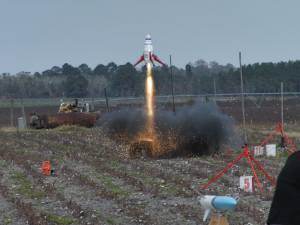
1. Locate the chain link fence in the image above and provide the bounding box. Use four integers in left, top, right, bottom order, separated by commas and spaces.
1, 93, 300, 127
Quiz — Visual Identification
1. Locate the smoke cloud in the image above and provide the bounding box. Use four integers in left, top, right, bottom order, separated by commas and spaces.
98, 101, 238, 157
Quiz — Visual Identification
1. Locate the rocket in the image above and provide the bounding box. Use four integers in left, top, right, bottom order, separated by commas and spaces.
134, 34, 167, 67
199, 195, 237, 221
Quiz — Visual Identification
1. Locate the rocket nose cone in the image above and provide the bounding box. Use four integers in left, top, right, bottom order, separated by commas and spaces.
212, 196, 237, 210
145, 34, 151, 40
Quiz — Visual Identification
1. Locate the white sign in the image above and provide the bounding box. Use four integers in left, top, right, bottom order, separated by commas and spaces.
266, 144, 276, 157
253, 146, 264, 156
240, 176, 254, 192
18, 117, 26, 129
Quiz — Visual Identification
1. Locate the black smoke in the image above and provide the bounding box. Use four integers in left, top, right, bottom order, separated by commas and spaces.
98, 102, 238, 157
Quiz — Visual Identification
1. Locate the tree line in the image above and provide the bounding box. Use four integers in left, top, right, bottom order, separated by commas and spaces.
1, 59, 300, 98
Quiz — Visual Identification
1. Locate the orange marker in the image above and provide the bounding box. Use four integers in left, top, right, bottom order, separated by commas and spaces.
42, 160, 51, 176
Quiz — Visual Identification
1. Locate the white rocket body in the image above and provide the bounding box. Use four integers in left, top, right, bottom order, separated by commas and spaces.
143, 34, 153, 64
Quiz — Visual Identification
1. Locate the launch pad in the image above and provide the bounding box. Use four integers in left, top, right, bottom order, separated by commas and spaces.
128, 138, 154, 158
209, 214, 230, 225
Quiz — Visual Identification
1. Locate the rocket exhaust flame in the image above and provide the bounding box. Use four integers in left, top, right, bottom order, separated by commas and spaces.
146, 63, 154, 117
145, 63, 155, 136
146, 63, 154, 120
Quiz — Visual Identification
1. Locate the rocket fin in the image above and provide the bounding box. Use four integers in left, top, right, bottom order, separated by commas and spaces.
152, 54, 167, 67
203, 209, 211, 222
134, 55, 144, 67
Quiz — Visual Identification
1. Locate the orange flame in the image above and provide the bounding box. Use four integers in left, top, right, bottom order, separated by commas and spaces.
145, 63, 155, 135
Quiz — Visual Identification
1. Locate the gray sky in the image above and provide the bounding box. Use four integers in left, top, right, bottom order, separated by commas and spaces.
1, 0, 300, 73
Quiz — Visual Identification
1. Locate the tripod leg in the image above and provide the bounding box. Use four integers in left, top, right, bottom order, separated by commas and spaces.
249, 155, 276, 186
246, 156, 263, 193
202, 153, 244, 189
283, 133, 297, 153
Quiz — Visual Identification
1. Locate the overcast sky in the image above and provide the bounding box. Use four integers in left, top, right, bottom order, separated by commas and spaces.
1, 0, 300, 73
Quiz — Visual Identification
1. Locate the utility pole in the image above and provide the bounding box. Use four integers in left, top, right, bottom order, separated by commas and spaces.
281, 82, 284, 130
239, 52, 247, 143
169, 55, 176, 113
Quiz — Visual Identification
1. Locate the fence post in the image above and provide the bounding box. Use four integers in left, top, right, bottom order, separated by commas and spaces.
104, 88, 110, 112
10, 98, 14, 127
21, 98, 27, 128
213, 78, 217, 104
169, 55, 176, 113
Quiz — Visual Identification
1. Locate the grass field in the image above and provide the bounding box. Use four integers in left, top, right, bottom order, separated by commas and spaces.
0, 125, 297, 225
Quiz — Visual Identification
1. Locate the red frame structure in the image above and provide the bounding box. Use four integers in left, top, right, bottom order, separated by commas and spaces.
202, 144, 276, 193
259, 122, 296, 154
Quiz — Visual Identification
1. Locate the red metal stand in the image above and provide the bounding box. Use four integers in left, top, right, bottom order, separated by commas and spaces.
259, 122, 296, 154
202, 144, 276, 193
